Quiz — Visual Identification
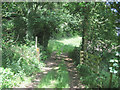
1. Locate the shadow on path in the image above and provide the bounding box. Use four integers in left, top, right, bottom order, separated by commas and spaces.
25, 51, 85, 88
25, 52, 61, 88
59, 53, 85, 88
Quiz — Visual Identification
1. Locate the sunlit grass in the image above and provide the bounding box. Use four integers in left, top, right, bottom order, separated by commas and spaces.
14, 76, 32, 88
47, 36, 82, 54
56, 36, 82, 47
38, 60, 70, 88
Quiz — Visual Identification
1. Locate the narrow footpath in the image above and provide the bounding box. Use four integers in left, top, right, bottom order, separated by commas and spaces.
58, 53, 85, 88
24, 51, 85, 88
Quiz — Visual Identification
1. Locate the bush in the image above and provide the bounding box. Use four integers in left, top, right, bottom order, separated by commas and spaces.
0, 67, 26, 88
68, 47, 80, 65
1, 39, 46, 88
99, 70, 118, 88
77, 64, 92, 77
77, 64, 118, 88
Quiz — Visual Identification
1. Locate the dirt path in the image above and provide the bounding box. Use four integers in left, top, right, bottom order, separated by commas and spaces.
59, 53, 85, 88
24, 51, 85, 88
25, 51, 61, 88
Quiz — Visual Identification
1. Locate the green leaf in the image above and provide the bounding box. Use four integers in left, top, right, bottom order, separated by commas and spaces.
109, 59, 114, 62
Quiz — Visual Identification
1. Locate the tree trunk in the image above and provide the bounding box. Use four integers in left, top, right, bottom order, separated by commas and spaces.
118, 60, 120, 88
81, 3, 90, 62
81, 4, 89, 51
117, 28, 120, 88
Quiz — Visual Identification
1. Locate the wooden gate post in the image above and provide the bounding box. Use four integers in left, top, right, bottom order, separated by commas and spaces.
35, 36, 40, 61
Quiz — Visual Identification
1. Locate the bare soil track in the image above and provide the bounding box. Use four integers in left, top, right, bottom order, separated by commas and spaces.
20, 52, 85, 88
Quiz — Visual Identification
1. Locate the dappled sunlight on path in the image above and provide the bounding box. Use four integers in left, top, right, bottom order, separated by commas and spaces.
24, 51, 85, 88
61, 53, 85, 88
25, 52, 61, 88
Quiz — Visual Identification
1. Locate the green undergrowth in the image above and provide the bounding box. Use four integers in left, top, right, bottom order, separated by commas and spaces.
38, 60, 70, 88
1, 40, 46, 88
77, 64, 118, 88
0, 67, 32, 88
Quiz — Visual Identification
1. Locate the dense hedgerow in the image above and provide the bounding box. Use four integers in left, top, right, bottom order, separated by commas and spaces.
1, 39, 46, 88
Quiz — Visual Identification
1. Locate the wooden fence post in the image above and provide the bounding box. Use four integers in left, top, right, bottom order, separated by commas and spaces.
80, 51, 84, 64
35, 36, 40, 61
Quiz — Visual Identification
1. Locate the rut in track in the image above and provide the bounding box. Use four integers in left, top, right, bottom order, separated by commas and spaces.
60, 53, 85, 88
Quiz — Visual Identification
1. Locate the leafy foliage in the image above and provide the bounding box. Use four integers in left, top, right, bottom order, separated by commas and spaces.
1, 2, 119, 88
77, 64, 118, 88
1, 39, 46, 88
